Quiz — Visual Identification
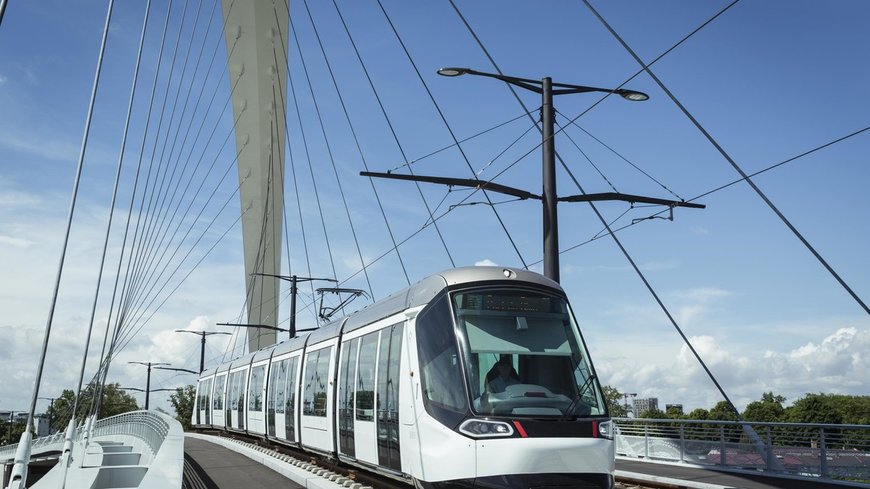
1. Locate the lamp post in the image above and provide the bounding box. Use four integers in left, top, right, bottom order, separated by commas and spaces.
438, 68, 647, 282
363, 67, 701, 284
37, 397, 54, 434
173, 330, 232, 374
128, 362, 169, 410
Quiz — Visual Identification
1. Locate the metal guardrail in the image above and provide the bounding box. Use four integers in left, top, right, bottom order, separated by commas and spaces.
0, 410, 172, 463
91, 411, 171, 457
614, 418, 870, 483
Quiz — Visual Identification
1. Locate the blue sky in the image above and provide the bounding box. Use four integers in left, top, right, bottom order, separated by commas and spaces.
0, 0, 868, 415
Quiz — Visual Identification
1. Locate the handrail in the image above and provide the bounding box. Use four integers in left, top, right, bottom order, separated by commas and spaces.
614, 418, 870, 482
0, 410, 173, 462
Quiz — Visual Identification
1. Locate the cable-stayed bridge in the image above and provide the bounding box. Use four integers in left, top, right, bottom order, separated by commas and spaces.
0, 0, 867, 488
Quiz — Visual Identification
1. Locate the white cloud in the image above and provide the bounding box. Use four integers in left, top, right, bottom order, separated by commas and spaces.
0, 235, 34, 248
475, 259, 498, 267
595, 326, 870, 411
0, 75, 7, 84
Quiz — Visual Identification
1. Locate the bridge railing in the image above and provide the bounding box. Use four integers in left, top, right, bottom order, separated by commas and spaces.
0, 410, 173, 463
614, 418, 870, 482
91, 410, 171, 458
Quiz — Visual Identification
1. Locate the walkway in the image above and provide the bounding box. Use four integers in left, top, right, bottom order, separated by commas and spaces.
184, 437, 303, 489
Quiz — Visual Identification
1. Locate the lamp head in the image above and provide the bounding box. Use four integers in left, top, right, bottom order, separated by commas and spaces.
437, 67, 470, 77
616, 89, 649, 101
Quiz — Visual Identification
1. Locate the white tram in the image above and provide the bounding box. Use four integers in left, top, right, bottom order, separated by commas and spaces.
193, 267, 615, 488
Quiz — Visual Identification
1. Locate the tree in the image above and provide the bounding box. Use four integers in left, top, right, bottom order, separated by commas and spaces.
601, 385, 628, 418
169, 385, 196, 431
785, 394, 843, 425
637, 407, 668, 419
708, 400, 739, 421
0, 420, 27, 446
46, 383, 139, 432
743, 392, 786, 422
686, 408, 710, 420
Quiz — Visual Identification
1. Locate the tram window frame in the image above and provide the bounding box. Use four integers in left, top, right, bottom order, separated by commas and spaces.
303, 348, 332, 418
356, 332, 378, 421
285, 356, 298, 438
213, 375, 225, 410
339, 338, 359, 456
248, 366, 265, 412
274, 359, 287, 414
415, 292, 469, 428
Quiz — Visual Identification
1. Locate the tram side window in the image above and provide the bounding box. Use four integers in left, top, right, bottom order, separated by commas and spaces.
274, 360, 287, 414
203, 379, 212, 412
235, 371, 245, 411
213, 375, 225, 410
339, 338, 359, 456
249, 366, 265, 412
228, 372, 239, 410
285, 357, 298, 439
303, 348, 331, 417
356, 332, 378, 421
285, 357, 298, 414
416, 293, 468, 423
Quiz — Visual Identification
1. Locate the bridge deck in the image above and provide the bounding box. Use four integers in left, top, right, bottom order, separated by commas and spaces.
184, 437, 303, 489
616, 459, 855, 489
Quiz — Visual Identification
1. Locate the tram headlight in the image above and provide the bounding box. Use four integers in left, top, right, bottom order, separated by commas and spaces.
597, 420, 614, 440
459, 419, 515, 438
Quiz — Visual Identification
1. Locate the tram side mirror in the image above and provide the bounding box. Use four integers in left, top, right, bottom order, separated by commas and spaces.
516, 316, 529, 331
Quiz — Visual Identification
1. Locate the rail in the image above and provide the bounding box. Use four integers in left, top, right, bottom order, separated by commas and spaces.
614, 418, 870, 483
0, 410, 173, 462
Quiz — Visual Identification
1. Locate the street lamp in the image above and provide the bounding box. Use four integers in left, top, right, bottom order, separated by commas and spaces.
37, 397, 55, 434
440, 68, 645, 283
127, 362, 169, 410
364, 67, 701, 283
173, 330, 231, 374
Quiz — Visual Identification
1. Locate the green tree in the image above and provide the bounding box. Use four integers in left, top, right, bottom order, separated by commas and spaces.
638, 407, 668, 419
169, 385, 196, 431
46, 383, 139, 432
0, 420, 27, 446
601, 385, 628, 417
785, 394, 843, 425
708, 400, 739, 421
743, 392, 786, 422
686, 408, 710, 420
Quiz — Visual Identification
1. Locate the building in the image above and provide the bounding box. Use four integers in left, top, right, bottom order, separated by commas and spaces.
633, 397, 659, 416
0, 411, 51, 437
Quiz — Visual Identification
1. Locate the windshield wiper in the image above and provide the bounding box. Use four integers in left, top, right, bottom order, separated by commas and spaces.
560, 373, 596, 420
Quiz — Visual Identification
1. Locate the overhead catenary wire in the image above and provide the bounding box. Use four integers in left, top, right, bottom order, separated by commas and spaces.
331, 0, 456, 269
286, 20, 340, 283
300, 0, 411, 287
445, 0, 746, 416
555, 109, 683, 200
291, 4, 375, 300
555, 116, 620, 194
556, 124, 870, 257
582, 0, 870, 318
375, 0, 529, 270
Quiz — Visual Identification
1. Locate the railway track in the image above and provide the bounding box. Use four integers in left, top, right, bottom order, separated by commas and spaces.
192, 429, 675, 489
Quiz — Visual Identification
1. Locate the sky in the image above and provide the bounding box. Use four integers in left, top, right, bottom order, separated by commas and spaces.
0, 0, 868, 417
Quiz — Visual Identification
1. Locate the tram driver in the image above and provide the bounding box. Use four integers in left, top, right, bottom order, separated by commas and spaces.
487, 358, 519, 393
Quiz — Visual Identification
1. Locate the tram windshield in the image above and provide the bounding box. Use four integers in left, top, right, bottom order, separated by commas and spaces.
452, 288, 606, 418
